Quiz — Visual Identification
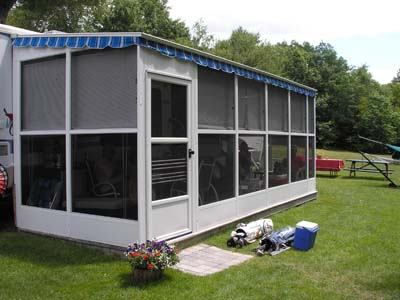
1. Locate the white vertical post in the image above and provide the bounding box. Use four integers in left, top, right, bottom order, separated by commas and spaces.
65, 50, 72, 214
191, 69, 199, 231
137, 47, 150, 242
13, 60, 21, 227
234, 75, 239, 203
288, 91, 291, 183
265, 84, 269, 190
306, 95, 309, 179
186, 80, 193, 233
313, 96, 317, 177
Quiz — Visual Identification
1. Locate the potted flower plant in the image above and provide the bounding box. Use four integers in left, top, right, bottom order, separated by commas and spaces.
125, 240, 179, 283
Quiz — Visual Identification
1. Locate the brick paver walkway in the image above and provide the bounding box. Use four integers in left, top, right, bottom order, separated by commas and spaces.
175, 243, 253, 276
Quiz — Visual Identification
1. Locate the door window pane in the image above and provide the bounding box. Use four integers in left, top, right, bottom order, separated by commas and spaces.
239, 135, 265, 195
21, 135, 66, 210
198, 68, 234, 129
268, 135, 288, 187
151, 81, 187, 137
291, 92, 306, 133
268, 86, 288, 131
238, 78, 265, 130
308, 97, 315, 133
291, 136, 307, 182
71, 134, 137, 220
152, 144, 187, 201
71, 47, 137, 129
309, 137, 315, 178
22, 56, 66, 130
198, 134, 235, 205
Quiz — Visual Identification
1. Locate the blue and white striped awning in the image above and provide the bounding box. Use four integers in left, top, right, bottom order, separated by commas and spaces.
12, 35, 317, 97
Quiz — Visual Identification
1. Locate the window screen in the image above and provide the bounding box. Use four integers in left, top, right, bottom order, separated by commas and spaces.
239, 135, 265, 195
151, 80, 187, 137
198, 67, 234, 129
22, 56, 66, 130
238, 78, 265, 130
268, 85, 288, 132
309, 137, 315, 178
291, 92, 306, 133
71, 47, 137, 129
291, 136, 307, 182
308, 97, 315, 133
21, 135, 66, 210
198, 134, 235, 205
71, 134, 137, 220
268, 135, 288, 187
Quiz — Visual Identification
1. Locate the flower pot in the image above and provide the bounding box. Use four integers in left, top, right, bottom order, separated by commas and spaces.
132, 268, 164, 284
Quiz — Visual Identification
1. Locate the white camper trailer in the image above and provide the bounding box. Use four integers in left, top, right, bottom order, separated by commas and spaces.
5, 29, 317, 247
0, 25, 38, 194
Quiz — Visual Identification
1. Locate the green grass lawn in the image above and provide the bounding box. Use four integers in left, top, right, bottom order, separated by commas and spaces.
1, 149, 400, 300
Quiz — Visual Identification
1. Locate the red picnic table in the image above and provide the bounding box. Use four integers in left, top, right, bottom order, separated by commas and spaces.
316, 157, 345, 176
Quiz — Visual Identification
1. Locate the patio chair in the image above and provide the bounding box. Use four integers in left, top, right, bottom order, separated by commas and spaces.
85, 158, 119, 198
198, 159, 219, 205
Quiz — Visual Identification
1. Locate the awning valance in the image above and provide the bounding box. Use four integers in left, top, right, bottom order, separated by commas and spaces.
12, 35, 316, 97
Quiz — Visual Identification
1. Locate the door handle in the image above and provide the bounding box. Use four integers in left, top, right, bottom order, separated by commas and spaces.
188, 149, 195, 158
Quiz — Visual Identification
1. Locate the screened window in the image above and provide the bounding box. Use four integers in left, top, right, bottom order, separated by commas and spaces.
71, 134, 137, 220
71, 47, 137, 129
198, 134, 235, 205
152, 143, 187, 201
308, 97, 315, 133
291, 136, 307, 182
151, 81, 186, 137
22, 56, 66, 130
198, 68, 234, 129
309, 137, 315, 178
291, 92, 306, 133
239, 135, 265, 195
268, 86, 288, 132
21, 135, 66, 211
268, 135, 288, 187
238, 78, 265, 130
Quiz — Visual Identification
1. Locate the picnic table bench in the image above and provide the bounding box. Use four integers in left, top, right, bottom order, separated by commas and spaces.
344, 159, 394, 177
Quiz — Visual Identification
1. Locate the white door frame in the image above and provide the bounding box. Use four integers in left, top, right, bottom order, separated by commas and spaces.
145, 71, 194, 240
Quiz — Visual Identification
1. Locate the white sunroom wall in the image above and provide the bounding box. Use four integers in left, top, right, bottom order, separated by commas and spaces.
196, 66, 316, 231
13, 46, 141, 247
138, 47, 198, 240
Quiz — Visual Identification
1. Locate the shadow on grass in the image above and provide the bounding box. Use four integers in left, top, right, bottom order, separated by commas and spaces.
341, 175, 393, 182
365, 274, 400, 296
0, 232, 117, 268
316, 174, 341, 179
118, 271, 171, 289
0, 197, 15, 231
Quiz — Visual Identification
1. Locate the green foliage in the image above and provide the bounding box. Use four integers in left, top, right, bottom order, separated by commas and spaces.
100, 0, 190, 40
189, 19, 215, 50
7, 0, 106, 32
7, 0, 189, 40
392, 68, 400, 83
0, 0, 16, 24
213, 27, 261, 65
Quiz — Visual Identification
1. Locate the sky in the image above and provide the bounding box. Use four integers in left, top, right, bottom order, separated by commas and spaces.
168, 0, 400, 84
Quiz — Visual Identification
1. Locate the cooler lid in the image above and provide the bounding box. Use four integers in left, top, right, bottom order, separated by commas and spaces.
296, 220, 319, 230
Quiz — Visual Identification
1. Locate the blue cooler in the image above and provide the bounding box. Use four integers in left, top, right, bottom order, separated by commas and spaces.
294, 221, 319, 251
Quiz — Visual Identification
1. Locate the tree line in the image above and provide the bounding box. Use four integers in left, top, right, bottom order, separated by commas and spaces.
2, 0, 400, 153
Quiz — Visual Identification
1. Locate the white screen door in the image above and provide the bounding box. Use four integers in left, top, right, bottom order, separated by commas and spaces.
147, 74, 193, 240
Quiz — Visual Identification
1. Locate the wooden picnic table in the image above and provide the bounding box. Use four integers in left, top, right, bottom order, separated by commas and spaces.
344, 159, 393, 177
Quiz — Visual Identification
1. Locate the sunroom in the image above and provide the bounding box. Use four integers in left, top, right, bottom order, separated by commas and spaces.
12, 33, 317, 247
